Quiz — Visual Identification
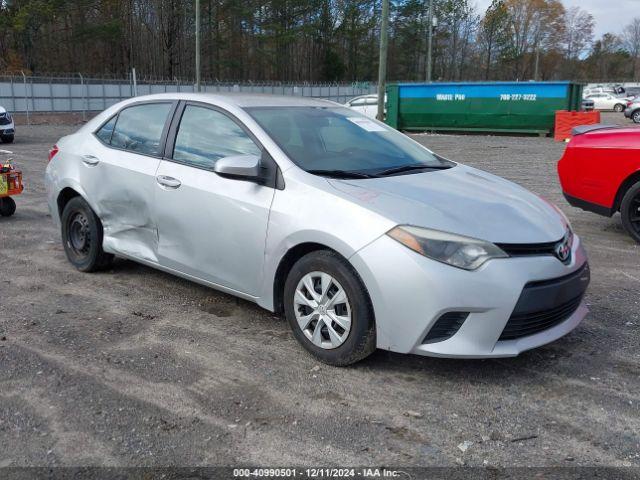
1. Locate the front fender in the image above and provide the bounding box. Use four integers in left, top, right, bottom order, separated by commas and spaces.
257, 229, 368, 311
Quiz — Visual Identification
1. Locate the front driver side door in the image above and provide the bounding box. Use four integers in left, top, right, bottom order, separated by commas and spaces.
153, 102, 276, 296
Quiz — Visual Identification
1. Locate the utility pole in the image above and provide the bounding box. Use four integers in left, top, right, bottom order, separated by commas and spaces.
195, 0, 202, 92
426, 0, 433, 82
534, 47, 540, 81
377, 0, 389, 121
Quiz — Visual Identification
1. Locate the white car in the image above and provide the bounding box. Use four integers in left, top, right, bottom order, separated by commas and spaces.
345, 94, 384, 119
585, 93, 629, 112
45, 93, 589, 365
0, 106, 15, 143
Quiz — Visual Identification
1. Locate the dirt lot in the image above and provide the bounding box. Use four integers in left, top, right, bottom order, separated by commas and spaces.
1, 113, 639, 468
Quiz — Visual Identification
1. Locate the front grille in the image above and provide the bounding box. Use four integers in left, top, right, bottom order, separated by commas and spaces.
423, 312, 469, 344
497, 230, 573, 265
499, 264, 589, 341
497, 241, 557, 257
499, 295, 583, 340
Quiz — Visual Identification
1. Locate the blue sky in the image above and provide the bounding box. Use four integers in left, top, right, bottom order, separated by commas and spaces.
474, 0, 636, 37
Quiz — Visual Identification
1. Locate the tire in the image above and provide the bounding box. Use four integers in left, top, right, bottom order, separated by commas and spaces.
61, 196, 114, 272
620, 181, 640, 244
1, 135, 14, 144
0, 197, 16, 216
614, 104, 625, 113
633, 111, 640, 124
283, 250, 376, 366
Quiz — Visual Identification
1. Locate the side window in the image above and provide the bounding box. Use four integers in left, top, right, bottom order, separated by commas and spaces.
172, 105, 261, 170
350, 98, 366, 106
365, 97, 379, 106
95, 116, 116, 144
110, 103, 172, 156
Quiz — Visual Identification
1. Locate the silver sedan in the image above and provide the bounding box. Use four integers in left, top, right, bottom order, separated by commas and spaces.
45, 93, 590, 365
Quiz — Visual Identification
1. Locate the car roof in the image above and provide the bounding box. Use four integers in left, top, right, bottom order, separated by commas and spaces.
126, 92, 338, 108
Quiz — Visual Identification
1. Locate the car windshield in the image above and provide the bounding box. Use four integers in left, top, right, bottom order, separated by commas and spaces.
245, 106, 452, 176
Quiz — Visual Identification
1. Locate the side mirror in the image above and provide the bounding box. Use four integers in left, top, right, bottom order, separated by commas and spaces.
214, 154, 261, 181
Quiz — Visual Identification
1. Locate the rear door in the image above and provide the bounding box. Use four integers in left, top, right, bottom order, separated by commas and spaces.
84, 101, 176, 261
153, 102, 276, 296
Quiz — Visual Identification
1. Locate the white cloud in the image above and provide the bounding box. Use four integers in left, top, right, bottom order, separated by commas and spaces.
473, 0, 637, 37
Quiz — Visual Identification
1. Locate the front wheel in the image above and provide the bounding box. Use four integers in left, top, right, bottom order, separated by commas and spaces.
283, 250, 376, 366
61, 196, 114, 272
1, 135, 14, 144
632, 111, 640, 124
621, 182, 640, 244
0, 197, 16, 216
614, 104, 625, 113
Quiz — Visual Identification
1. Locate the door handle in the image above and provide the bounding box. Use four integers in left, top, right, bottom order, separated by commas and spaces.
82, 154, 100, 166
156, 175, 182, 189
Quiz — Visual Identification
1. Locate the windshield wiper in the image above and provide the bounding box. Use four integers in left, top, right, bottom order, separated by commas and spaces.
307, 169, 378, 179
377, 164, 453, 177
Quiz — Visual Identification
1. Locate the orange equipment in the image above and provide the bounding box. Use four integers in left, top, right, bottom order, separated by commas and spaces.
554, 110, 601, 142
0, 160, 23, 217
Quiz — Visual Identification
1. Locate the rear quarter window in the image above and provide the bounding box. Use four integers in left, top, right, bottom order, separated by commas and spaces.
95, 116, 116, 144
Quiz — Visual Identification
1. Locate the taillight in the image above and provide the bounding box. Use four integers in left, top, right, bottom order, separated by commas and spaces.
48, 145, 59, 162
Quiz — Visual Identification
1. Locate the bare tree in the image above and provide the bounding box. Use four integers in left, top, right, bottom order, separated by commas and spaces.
564, 7, 594, 60
622, 18, 640, 80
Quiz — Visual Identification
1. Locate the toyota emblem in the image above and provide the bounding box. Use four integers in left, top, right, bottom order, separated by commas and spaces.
555, 239, 571, 263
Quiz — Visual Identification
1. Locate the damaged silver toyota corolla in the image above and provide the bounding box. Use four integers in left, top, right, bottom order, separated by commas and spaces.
45, 93, 590, 365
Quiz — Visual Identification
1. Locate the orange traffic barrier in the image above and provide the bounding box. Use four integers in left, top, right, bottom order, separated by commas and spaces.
554, 110, 601, 142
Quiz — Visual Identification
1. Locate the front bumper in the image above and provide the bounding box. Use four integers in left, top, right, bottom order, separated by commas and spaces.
0, 123, 15, 135
350, 233, 589, 358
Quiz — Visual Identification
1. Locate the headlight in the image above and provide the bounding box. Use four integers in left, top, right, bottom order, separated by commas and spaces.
388, 226, 508, 271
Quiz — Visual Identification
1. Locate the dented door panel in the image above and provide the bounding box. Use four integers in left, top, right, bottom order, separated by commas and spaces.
80, 138, 162, 262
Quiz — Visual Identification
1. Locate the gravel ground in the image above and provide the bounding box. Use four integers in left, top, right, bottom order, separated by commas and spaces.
0, 113, 639, 468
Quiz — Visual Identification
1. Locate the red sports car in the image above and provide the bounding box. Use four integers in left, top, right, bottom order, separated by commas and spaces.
558, 124, 640, 243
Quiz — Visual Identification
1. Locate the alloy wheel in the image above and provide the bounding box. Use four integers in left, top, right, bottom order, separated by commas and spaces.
293, 271, 352, 349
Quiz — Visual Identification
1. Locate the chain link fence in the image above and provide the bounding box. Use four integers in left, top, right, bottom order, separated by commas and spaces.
0, 73, 377, 123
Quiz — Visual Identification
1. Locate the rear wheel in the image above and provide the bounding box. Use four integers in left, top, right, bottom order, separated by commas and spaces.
61, 196, 114, 272
0, 197, 16, 216
614, 104, 625, 113
621, 181, 640, 244
283, 250, 376, 366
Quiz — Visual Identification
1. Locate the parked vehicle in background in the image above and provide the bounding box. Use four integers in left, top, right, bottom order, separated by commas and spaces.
585, 93, 629, 112
0, 106, 15, 143
624, 87, 640, 100
583, 86, 618, 97
624, 100, 640, 123
345, 94, 384, 119
559, 124, 640, 243
46, 93, 589, 365
581, 98, 595, 112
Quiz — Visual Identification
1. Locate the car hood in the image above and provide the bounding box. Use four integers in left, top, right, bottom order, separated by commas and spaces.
328, 165, 566, 244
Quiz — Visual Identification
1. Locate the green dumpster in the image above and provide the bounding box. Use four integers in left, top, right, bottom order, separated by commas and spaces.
385, 82, 584, 135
